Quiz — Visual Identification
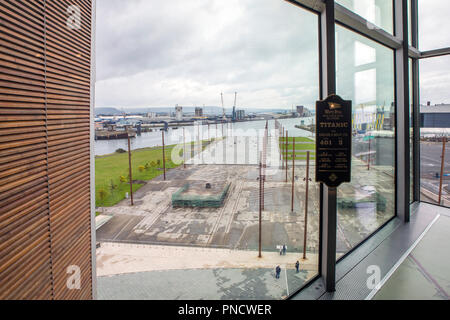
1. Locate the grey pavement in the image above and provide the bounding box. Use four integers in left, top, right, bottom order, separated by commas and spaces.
98, 268, 311, 300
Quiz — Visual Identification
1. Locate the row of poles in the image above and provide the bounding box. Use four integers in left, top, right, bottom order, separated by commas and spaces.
276, 120, 311, 260
126, 122, 233, 206
127, 129, 168, 207
126, 120, 316, 259
258, 122, 269, 258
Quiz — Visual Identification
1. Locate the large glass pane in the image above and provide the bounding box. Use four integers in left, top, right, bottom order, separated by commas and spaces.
410, 58, 414, 203
419, 0, 450, 51
95, 0, 320, 300
420, 55, 450, 208
335, 0, 393, 34
336, 25, 396, 257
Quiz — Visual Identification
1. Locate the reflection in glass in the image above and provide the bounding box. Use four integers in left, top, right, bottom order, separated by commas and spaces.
335, 0, 393, 34
419, 55, 450, 208
336, 25, 396, 258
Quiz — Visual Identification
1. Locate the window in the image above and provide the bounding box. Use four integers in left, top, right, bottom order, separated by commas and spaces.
95, 0, 320, 300
336, 24, 396, 257
419, 55, 450, 208
419, 0, 450, 51
335, 0, 394, 34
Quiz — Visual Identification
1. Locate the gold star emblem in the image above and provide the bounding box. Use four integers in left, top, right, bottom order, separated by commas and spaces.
329, 174, 338, 182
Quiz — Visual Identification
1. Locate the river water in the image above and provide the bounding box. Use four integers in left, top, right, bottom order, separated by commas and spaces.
94, 117, 315, 156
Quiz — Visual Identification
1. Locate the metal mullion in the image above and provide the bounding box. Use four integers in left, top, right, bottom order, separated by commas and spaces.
319, 0, 337, 293
420, 48, 450, 59
410, 0, 420, 203
412, 58, 420, 202
394, 0, 410, 222
285, 0, 324, 14
334, 2, 402, 50
411, 0, 418, 48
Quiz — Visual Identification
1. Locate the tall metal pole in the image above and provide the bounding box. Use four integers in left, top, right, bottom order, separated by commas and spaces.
291, 137, 296, 212
127, 135, 134, 206
183, 127, 186, 169
262, 124, 268, 211
285, 131, 289, 183
208, 124, 210, 141
303, 151, 311, 260
368, 138, 371, 171
259, 156, 263, 259
438, 137, 447, 205
162, 130, 166, 181
281, 127, 284, 165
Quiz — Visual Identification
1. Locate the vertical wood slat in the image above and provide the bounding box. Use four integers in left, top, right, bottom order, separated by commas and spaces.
0, 0, 93, 300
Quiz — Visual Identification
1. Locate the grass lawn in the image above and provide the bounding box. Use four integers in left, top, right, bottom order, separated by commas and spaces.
279, 137, 316, 160
280, 137, 314, 143
281, 143, 315, 151
95, 140, 212, 207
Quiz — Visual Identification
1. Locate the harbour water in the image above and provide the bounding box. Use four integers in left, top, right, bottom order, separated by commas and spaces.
94, 117, 315, 156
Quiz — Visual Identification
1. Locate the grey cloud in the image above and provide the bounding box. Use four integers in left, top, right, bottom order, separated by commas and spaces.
95, 0, 320, 109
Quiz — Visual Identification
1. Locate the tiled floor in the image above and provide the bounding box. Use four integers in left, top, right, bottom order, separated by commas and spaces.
374, 213, 450, 300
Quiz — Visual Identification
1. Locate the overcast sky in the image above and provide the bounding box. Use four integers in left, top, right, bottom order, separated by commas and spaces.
95, 0, 450, 110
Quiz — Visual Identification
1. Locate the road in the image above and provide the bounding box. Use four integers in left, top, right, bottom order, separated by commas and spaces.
420, 142, 450, 198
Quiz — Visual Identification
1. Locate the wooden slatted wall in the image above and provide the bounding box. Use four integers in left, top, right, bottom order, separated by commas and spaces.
0, 0, 93, 300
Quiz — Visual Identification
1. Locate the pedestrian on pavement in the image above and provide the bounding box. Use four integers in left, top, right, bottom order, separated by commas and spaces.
295, 261, 300, 273
283, 244, 287, 256
275, 266, 281, 279
279, 247, 283, 256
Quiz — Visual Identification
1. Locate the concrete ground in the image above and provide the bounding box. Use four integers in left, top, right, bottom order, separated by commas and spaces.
98, 267, 311, 300
96, 242, 317, 300
374, 213, 450, 300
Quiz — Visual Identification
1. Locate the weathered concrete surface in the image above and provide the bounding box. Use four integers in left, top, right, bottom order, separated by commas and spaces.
98, 267, 314, 300
97, 161, 394, 255
97, 164, 322, 253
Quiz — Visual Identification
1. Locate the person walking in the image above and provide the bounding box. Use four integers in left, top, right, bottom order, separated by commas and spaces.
282, 244, 287, 256
295, 261, 300, 273
275, 266, 281, 279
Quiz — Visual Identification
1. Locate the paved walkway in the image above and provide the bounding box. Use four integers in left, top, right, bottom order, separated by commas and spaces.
97, 267, 311, 300
97, 242, 318, 276
96, 242, 318, 300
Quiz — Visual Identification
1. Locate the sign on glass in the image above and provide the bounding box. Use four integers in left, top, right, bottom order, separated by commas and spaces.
315, 95, 352, 188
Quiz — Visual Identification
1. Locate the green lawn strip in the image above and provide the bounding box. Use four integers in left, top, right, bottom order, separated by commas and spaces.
284, 157, 316, 161
280, 137, 313, 143
280, 143, 315, 151
95, 140, 212, 207
282, 151, 316, 156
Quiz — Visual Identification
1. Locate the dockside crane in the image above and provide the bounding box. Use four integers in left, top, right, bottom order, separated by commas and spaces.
232, 92, 237, 122
221, 92, 227, 121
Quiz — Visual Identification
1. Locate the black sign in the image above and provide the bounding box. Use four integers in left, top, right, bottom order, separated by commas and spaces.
315, 95, 352, 188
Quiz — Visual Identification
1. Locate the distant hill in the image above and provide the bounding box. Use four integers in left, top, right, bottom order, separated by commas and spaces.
95, 107, 123, 116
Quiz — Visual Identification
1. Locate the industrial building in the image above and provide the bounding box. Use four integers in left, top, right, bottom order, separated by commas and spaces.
420, 104, 450, 128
